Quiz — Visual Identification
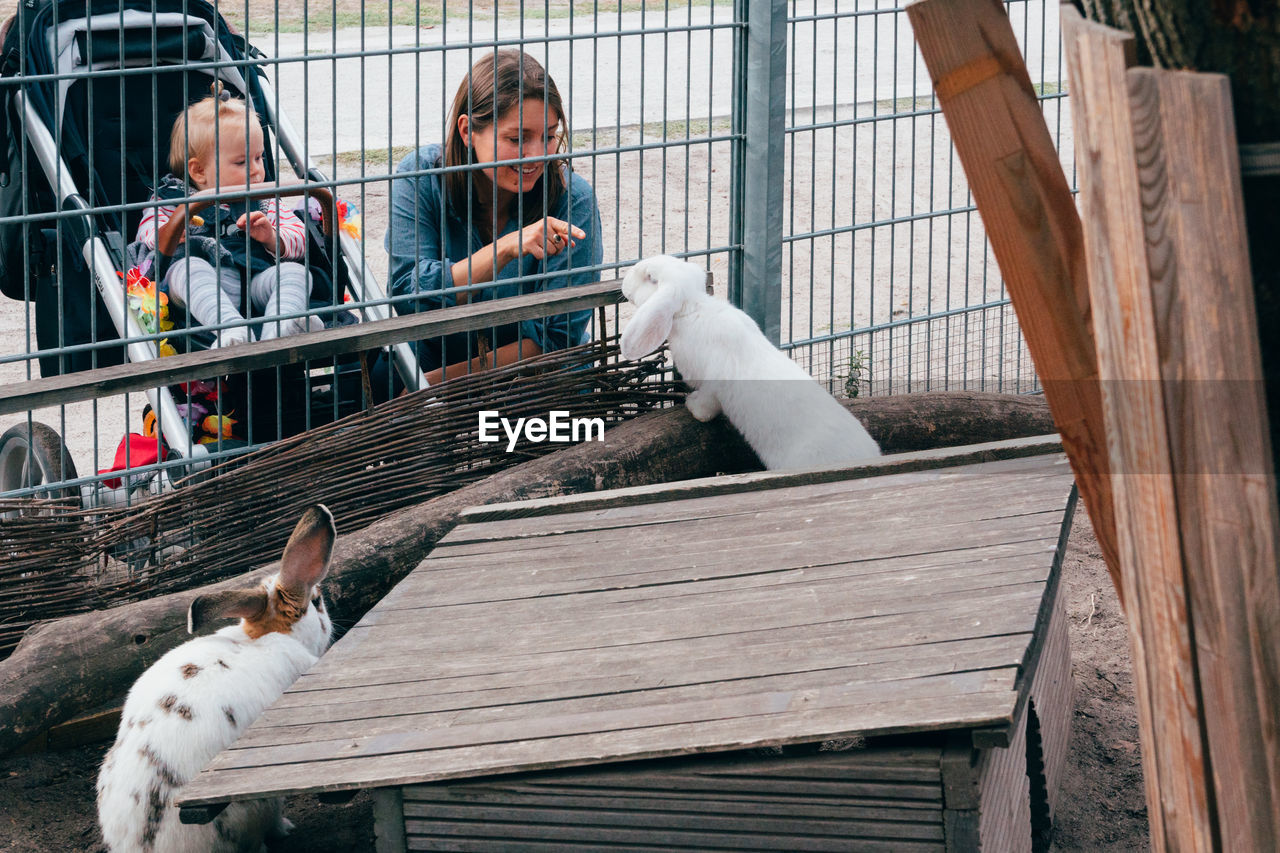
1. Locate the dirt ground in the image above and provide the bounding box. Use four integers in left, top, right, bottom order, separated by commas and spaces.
0, 508, 1148, 852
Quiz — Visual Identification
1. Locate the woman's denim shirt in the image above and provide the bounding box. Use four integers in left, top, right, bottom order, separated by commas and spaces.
385, 144, 603, 370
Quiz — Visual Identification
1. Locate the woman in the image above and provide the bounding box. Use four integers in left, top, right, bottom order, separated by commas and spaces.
385, 49, 603, 387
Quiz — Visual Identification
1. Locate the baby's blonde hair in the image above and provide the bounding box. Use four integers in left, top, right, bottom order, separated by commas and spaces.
169, 82, 260, 177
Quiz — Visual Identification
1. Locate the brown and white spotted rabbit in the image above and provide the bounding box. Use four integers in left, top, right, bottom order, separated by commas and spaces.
96, 505, 336, 853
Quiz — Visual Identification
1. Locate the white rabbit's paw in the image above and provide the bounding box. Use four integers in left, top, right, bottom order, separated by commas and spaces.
685, 389, 722, 422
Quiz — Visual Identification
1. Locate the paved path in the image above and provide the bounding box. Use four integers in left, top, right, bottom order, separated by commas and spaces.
256, 0, 1059, 155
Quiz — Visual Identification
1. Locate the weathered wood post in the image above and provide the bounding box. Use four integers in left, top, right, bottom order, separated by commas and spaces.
1063, 8, 1280, 851
906, 0, 1123, 600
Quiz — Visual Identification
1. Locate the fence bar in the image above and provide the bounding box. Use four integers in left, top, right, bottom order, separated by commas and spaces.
730, 0, 785, 342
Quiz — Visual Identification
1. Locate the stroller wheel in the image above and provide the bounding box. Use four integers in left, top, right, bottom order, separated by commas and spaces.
0, 421, 79, 500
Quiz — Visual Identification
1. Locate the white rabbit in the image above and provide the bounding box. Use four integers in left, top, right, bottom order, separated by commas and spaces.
621, 255, 881, 470
96, 505, 337, 853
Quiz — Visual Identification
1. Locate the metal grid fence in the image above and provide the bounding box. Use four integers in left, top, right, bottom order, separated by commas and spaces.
0, 0, 1068, 506
777, 0, 1069, 395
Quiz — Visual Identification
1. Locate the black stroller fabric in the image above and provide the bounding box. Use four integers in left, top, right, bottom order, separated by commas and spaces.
0, 0, 358, 440
0, 0, 281, 371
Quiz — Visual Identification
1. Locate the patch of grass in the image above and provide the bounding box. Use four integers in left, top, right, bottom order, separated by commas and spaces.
335, 145, 418, 168
225, 1, 439, 34
873, 94, 936, 114
871, 81, 1061, 114
574, 115, 732, 149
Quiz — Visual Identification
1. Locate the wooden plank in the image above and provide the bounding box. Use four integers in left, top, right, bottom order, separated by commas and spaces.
373, 787, 407, 853
1135, 66, 1280, 850
295, 587, 1046, 688
404, 824, 943, 853
178, 689, 1017, 806
399, 522, 1064, 605
378, 540, 1060, 610
0, 279, 624, 415
402, 798, 941, 826
406, 756, 946, 800
273, 632, 1034, 719
335, 584, 1049, 663
408, 525, 1063, 595
378, 550, 1058, 624
939, 732, 980, 851
446, 464, 1069, 544
403, 804, 945, 841
234, 647, 1026, 750
906, 0, 1121, 597
401, 752, 944, 793
460, 438, 1065, 522
976, 700, 1031, 853
1061, 9, 1213, 850
972, 487, 1075, 750
211, 669, 1016, 772
441, 462, 1072, 546
353, 557, 1056, 639
419, 510, 1066, 566
1028, 566, 1073, 818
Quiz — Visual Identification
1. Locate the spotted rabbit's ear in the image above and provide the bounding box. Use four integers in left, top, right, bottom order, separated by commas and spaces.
188, 588, 268, 634
621, 282, 685, 360
277, 505, 336, 601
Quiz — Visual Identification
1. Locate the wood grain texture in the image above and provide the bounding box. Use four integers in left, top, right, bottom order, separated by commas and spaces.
459, 435, 1065, 523
1062, 7, 1220, 851
176, 454, 1073, 812
0, 279, 625, 416
402, 746, 947, 851
976, 701, 1032, 853
1132, 66, 1280, 851
1028, 577, 1072, 819
907, 0, 1122, 598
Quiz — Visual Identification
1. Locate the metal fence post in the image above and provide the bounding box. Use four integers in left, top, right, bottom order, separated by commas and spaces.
730, 0, 787, 344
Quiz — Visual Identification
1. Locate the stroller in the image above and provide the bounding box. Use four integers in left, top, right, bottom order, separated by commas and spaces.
0, 0, 423, 505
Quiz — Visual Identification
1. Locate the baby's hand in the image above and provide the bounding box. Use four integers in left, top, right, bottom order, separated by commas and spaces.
237, 210, 278, 251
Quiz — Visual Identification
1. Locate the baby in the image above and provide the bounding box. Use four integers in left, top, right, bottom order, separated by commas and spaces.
130, 84, 317, 347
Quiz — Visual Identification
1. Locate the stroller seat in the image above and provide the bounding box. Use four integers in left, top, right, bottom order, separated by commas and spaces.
0, 0, 369, 455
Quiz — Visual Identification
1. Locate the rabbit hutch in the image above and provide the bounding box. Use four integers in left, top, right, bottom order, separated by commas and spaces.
176, 437, 1076, 852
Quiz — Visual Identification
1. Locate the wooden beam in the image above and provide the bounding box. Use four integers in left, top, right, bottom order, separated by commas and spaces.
461, 435, 1064, 522
907, 0, 1122, 602
1060, 8, 1218, 851
1134, 66, 1280, 850
0, 280, 625, 417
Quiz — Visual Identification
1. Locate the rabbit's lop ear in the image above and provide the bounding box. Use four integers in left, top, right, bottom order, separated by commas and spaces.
188, 588, 268, 634
279, 505, 336, 597
621, 284, 684, 360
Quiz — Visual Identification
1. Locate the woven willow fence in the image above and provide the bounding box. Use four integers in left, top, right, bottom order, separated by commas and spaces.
0, 337, 681, 658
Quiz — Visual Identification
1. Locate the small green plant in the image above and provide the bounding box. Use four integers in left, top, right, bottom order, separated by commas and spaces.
840, 348, 868, 399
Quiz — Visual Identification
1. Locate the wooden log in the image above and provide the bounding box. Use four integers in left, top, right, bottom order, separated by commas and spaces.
0, 391, 1051, 757
907, 0, 1123, 601
1136, 67, 1280, 850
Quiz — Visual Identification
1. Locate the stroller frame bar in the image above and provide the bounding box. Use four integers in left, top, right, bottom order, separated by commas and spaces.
13, 87, 203, 465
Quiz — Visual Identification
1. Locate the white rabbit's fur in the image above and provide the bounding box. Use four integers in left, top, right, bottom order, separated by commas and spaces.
97, 506, 336, 853
621, 255, 881, 470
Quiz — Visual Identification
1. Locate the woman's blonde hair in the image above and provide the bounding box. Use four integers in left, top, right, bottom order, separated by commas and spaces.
169, 82, 260, 177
